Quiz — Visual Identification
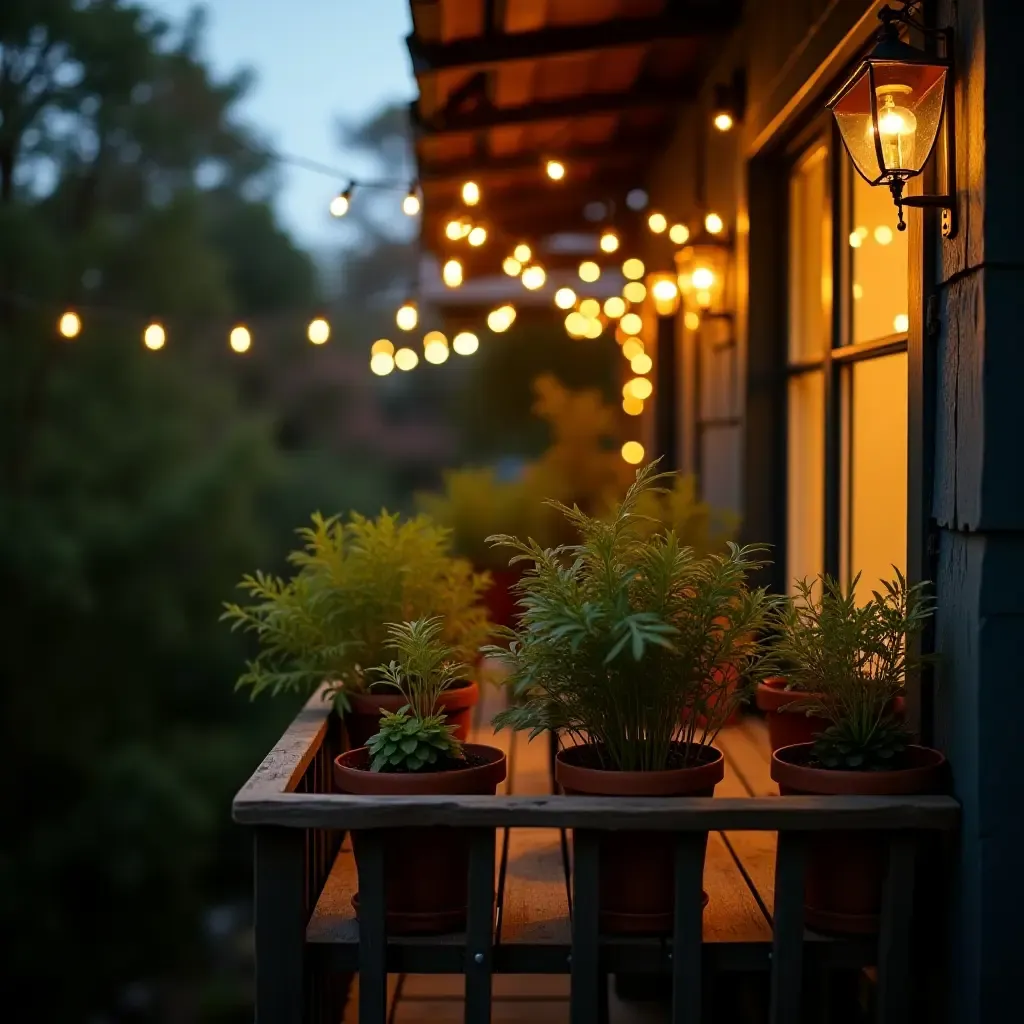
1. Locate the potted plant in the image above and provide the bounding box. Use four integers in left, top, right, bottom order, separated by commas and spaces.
769, 570, 945, 934
755, 668, 832, 751
333, 617, 507, 933
487, 463, 778, 933
223, 511, 492, 748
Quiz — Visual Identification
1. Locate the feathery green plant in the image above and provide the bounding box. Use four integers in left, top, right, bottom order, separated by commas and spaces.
771, 571, 934, 770
485, 462, 779, 771
222, 511, 492, 710
365, 617, 465, 772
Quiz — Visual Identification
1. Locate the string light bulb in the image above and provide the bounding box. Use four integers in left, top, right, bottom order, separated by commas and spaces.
599, 229, 620, 253
370, 351, 395, 375
621, 440, 645, 465
329, 186, 352, 218
622, 258, 645, 280
468, 225, 487, 246
625, 377, 653, 401
461, 181, 480, 206
423, 331, 449, 364
442, 259, 463, 288
486, 306, 513, 333
648, 212, 667, 233
143, 323, 165, 350
622, 338, 644, 360
631, 353, 653, 374
554, 287, 577, 310
307, 317, 330, 345
513, 243, 532, 263
579, 298, 601, 318
620, 312, 643, 335
503, 256, 522, 276
583, 317, 603, 339
394, 347, 419, 371
578, 260, 600, 283
623, 281, 646, 304
229, 326, 251, 353
603, 296, 626, 319
445, 218, 465, 241
58, 311, 81, 339
370, 339, 395, 357
402, 188, 421, 216
395, 301, 418, 331
622, 396, 644, 416
684, 311, 701, 331
545, 159, 566, 181
669, 223, 690, 245
704, 212, 724, 235
521, 264, 546, 290
452, 331, 479, 356
565, 311, 587, 337
713, 112, 734, 132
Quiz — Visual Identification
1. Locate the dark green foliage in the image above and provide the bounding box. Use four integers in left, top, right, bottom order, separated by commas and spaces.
812, 716, 909, 770
366, 708, 461, 772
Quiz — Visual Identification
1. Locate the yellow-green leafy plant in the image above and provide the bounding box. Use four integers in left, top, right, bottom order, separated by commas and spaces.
770, 571, 934, 770
222, 512, 492, 710
486, 462, 779, 771
366, 617, 466, 772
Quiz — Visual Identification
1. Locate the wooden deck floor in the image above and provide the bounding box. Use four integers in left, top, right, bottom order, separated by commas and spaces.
330, 681, 782, 1022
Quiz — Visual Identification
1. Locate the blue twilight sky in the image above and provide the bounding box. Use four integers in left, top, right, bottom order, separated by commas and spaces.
151, 0, 415, 248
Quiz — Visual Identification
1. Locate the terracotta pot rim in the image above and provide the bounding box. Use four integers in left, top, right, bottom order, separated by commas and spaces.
555, 743, 725, 796
334, 742, 506, 795
348, 678, 479, 711
771, 742, 945, 795
755, 680, 821, 713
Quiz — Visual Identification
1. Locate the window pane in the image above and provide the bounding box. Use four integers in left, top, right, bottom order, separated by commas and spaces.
788, 145, 831, 361
850, 174, 909, 342
701, 425, 741, 516
848, 353, 908, 595
787, 371, 825, 592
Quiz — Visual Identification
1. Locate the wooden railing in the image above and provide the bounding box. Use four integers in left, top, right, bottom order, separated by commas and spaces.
234, 690, 960, 1024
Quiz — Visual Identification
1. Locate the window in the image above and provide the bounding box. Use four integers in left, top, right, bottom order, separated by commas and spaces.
785, 134, 909, 597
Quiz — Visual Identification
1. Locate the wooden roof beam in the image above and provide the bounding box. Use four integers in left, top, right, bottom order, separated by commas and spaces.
406, 7, 739, 75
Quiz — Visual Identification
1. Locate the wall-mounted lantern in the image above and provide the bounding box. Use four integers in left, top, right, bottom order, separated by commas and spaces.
711, 69, 746, 133
675, 229, 730, 316
648, 273, 681, 316
827, 2, 956, 236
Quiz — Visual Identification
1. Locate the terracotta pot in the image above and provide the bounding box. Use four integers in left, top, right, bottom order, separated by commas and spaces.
334, 743, 507, 933
556, 744, 725, 934
771, 742, 945, 934
682, 662, 743, 729
481, 567, 522, 631
344, 679, 479, 750
755, 678, 831, 751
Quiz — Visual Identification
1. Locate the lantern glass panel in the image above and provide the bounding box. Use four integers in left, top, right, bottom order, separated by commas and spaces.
871, 61, 946, 177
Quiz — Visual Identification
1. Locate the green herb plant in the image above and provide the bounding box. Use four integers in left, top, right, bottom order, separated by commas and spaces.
486, 462, 779, 771
771, 571, 934, 770
222, 511, 492, 710
366, 617, 466, 772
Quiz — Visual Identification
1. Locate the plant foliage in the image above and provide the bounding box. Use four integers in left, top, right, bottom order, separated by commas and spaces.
365, 616, 467, 771
222, 512, 492, 710
771, 571, 934, 770
486, 462, 779, 771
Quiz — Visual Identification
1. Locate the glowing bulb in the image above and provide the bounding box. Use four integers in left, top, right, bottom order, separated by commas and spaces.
545, 159, 566, 181
874, 92, 917, 170
329, 189, 351, 217
631, 353, 653, 374
554, 287, 576, 310
461, 181, 480, 206
396, 302, 418, 331
307, 317, 330, 345
499, 303, 516, 324
229, 326, 251, 353
579, 298, 601, 318
423, 331, 449, 364
652, 279, 678, 303
894, 313, 909, 333
446, 219, 464, 240
578, 260, 600, 283
669, 223, 690, 245
371, 339, 395, 357
603, 296, 626, 319
487, 308, 511, 333
58, 311, 81, 339
565, 312, 587, 337
403, 190, 420, 216
622, 339, 644, 360
691, 267, 714, 291
583, 317, 603, 339
623, 281, 646, 304
874, 225, 893, 245
622, 258, 645, 280
849, 231, 863, 249
625, 377, 653, 401
521, 264, 546, 290
453, 331, 479, 356
143, 323, 165, 350
370, 352, 395, 375
853, 283, 864, 300
513, 243, 532, 263
684, 311, 701, 331
468, 226, 487, 246
705, 212, 724, 235
599, 230, 619, 253
394, 347, 419, 371
648, 212, 667, 233
622, 396, 644, 416
620, 312, 643, 336
713, 112, 734, 132
503, 257, 522, 276
442, 259, 463, 287
621, 440, 645, 465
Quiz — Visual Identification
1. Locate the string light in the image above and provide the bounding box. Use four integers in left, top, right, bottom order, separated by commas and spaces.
461, 181, 480, 206
371, 339, 395, 357
329, 186, 352, 217
622, 396, 644, 416
423, 331, 449, 364
621, 440, 645, 464
442, 259, 463, 287
583, 317, 603, 339
394, 347, 419, 371
669, 223, 690, 245
684, 311, 701, 330
622, 338, 644, 360
468, 226, 487, 246
370, 351, 395, 375
648, 212, 667, 233
453, 331, 479, 356
875, 225, 894, 245
58, 311, 81, 339
402, 188, 421, 216
545, 159, 566, 181
578, 260, 600, 283
521, 265, 546, 290
603, 296, 626, 319
894, 313, 909, 333
625, 377, 653, 400
579, 298, 601, 318
554, 287, 577, 309
396, 301, 418, 331
143, 322, 165, 350
229, 326, 252, 353
307, 317, 330, 344
713, 112, 734, 132
620, 312, 643, 335
705, 212, 724, 235
622, 258, 645, 280
486, 306, 513, 333
565, 311, 587, 337
599, 229, 620, 253
623, 281, 646, 304
513, 243, 532, 263
631, 353, 653, 374
503, 256, 522, 276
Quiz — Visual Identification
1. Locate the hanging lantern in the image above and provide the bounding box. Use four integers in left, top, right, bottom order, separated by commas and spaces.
827, 2, 955, 235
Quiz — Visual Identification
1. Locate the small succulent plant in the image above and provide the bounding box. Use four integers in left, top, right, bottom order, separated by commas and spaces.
366, 708, 462, 772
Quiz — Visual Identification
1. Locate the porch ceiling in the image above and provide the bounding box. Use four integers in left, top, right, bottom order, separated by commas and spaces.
408, 0, 740, 262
